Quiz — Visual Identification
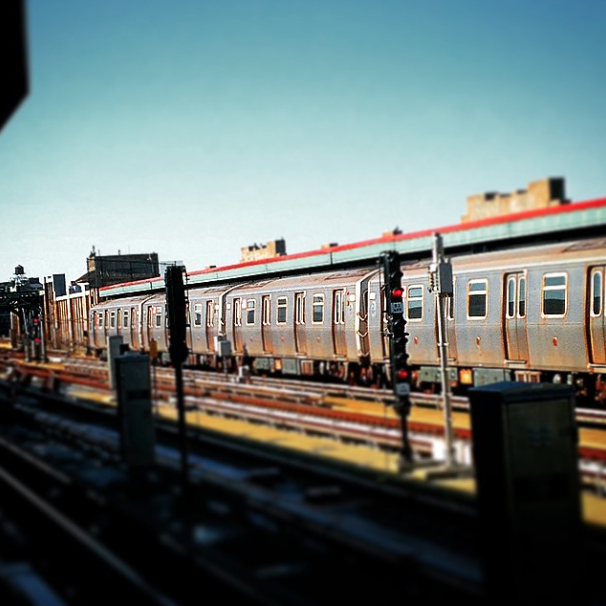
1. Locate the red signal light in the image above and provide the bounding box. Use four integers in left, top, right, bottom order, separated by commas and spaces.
33, 318, 39, 324
391, 287, 404, 298
34, 338, 41, 344
397, 369, 409, 381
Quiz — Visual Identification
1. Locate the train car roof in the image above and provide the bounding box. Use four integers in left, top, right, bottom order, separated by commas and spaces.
100, 196, 606, 299
402, 236, 606, 276
93, 294, 158, 309
222, 267, 377, 295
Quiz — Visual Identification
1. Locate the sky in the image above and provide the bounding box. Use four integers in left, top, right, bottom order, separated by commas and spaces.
1, 0, 605, 282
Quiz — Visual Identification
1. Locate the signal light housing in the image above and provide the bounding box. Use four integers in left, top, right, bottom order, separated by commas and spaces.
382, 251, 411, 390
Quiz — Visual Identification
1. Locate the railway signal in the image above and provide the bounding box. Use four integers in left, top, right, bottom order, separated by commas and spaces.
381, 251, 413, 464
165, 265, 188, 366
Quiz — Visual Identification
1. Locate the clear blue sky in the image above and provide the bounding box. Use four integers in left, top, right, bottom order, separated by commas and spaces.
1, 0, 605, 282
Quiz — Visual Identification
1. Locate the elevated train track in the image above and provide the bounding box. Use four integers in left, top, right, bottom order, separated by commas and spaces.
0, 375, 487, 605
3, 355, 606, 492
2, 365, 606, 604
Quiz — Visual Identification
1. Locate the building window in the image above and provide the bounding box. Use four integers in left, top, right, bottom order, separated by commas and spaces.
277, 297, 287, 324
542, 273, 567, 317
468, 280, 488, 318
406, 285, 423, 320
312, 294, 324, 324
246, 299, 256, 325
193, 303, 202, 326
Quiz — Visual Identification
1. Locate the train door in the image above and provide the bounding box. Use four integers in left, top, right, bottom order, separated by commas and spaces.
130, 306, 139, 349
146, 305, 153, 349
96, 310, 106, 349
381, 287, 389, 359
205, 301, 215, 350
332, 289, 346, 356
294, 292, 307, 354
588, 267, 606, 364
233, 297, 243, 353
357, 286, 369, 357
121, 308, 128, 345
261, 295, 272, 353
445, 283, 458, 362
504, 272, 529, 361
163, 304, 169, 348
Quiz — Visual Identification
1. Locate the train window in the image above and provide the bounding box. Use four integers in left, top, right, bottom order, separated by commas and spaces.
246, 299, 256, 325
446, 287, 455, 320
295, 293, 305, 325
98, 312, 104, 328
194, 304, 203, 326
518, 277, 526, 318
110, 311, 116, 329
123, 310, 129, 329
234, 298, 242, 327
277, 297, 287, 324
206, 301, 214, 327
312, 294, 324, 324
333, 290, 345, 325
467, 280, 488, 318
591, 270, 603, 317
542, 273, 567, 317
155, 309, 162, 328
262, 296, 271, 325
506, 277, 516, 319
406, 285, 423, 320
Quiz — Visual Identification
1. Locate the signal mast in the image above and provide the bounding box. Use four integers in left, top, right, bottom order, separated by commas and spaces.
381, 251, 413, 465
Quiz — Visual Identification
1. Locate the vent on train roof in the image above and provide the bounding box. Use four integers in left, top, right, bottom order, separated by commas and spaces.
564, 239, 606, 252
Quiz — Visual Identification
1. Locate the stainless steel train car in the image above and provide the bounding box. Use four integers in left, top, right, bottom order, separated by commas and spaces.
89, 236, 606, 403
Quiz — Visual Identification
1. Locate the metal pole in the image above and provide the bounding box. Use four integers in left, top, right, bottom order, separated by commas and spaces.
164, 265, 190, 493
174, 361, 189, 488
431, 233, 456, 466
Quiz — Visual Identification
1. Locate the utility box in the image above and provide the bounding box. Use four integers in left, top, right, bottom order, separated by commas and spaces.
214, 335, 232, 357
469, 382, 581, 603
115, 353, 155, 469
107, 335, 123, 390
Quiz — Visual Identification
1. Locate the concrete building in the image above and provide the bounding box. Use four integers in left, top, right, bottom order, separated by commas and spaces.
461, 178, 569, 223
81, 248, 160, 289
241, 239, 286, 263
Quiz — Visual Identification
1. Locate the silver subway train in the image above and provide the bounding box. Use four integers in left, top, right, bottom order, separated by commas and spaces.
90, 236, 606, 403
